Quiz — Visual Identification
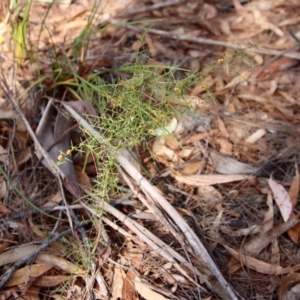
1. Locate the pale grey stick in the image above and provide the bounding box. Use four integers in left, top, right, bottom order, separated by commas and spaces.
125, 26, 300, 60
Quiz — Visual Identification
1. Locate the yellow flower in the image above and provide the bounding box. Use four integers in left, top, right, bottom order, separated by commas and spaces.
57, 154, 63, 161
148, 129, 154, 134
66, 149, 72, 155
218, 58, 224, 64
173, 87, 180, 92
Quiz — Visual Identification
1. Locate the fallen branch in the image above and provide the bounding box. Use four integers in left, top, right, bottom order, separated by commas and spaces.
121, 0, 185, 15
126, 26, 300, 60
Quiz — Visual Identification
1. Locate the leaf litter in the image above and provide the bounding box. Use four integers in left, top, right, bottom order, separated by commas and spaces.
0, 0, 300, 299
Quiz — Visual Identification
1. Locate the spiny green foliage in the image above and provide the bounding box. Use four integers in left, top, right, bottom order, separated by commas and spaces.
70, 61, 201, 201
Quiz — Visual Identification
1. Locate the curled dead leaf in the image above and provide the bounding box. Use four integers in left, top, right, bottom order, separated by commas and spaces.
5, 264, 53, 287
210, 152, 259, 175
268, 177, 292, 222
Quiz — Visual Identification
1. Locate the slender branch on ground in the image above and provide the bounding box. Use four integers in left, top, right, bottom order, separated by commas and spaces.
121, 0, 185, 15
1, 204, 83, 221
125, 26, 300, 60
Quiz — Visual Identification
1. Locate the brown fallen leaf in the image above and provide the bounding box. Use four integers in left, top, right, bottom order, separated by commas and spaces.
0, 203, 10, 217
0, 245, 41, 267
182, 130, 217, 144
216, 137, 232, 156
36, 253, 85, 275
34, 275, 70, 287
0, 145, 14, 171
222, 71, 250, 90
252, 57, 299, 79
172, 172, 253, 186
97, 245, 111, 268
35, 100, 80, 197
268, 177, 293, 222
224, 244, 300, 275
232, 0, 253, 21
210, 152, 259, 175
245, 129, 266, 144
228, 216, 300, 274
152, 137, 181, 165
134, 276, 170, 300
197, 185, 222, 202
5, 264, 52, 287
75, 165, 92, 191
122, 270, 138, 300
280, 273, 300, 300
237, 93, 268, 104
111, 268, 125, 300
0, 288, 17, 298
242, 218, 300, 257
217, 117, 229, 138
181, 161, 201, 175
42, 191, 63, 207
287, 163, 300, 243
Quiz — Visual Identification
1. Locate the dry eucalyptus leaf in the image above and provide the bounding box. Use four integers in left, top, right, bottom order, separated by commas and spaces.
0, 176, 7, 199
35, 100, 79, 196
181, 161, 201, 175
268, 178, 293, 222
173, 172, 252, 186
36, 253, 85, 275
197, 185, 222, 202
134, 276, 170, 300
210, 152, 259, 175
287, 164, 300, 243
245, 129, 266, 143
5, 264, 53, 287
0, 204, 10, 217
222, 71, 250, 90
0, 245, 40, 267
280, 273, 300, 300
152, 137, 181, 164
111, 268, 124, 300
224, 244, 300, 275
34, 275, 70, 287
0, 110, 27, 132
